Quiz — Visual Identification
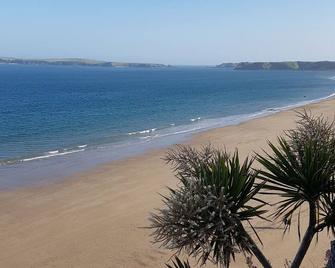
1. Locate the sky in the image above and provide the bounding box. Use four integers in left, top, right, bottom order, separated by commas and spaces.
1, 0, 335, 65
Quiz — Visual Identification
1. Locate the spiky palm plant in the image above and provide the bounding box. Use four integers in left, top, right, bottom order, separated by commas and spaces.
149, 145, 270, 268
257, 110, 335, 267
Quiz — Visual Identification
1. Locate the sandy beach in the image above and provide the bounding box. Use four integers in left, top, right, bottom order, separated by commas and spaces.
0, 99, 334, 268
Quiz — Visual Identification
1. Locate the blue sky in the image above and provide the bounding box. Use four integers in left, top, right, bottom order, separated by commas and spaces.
1, 0, 334, 65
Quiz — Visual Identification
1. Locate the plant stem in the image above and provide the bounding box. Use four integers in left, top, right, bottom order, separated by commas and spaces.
241, 226, 272, 268
291, 202, 316, 268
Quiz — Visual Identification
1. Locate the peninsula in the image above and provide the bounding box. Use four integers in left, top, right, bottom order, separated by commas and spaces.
0, 57, 168, 68
217, 61, 335, 70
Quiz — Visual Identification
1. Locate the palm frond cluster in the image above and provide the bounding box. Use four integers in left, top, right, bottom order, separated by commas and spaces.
287, 110, 335, 155
258, 110, 335, 232
320, 190, 335, 235
150, 146, 266, 267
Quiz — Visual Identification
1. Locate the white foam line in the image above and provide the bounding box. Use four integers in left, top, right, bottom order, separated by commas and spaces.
153, 127, 202, 138
128, 128, 157, 135
22, 149, 85, 162
139, 136, 152, 140
48, 150, 59, 154
78, 144, 87, 148
269, 91, 335, 112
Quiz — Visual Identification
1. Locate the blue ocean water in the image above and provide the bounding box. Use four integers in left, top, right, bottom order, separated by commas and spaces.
0, 64, 335, 188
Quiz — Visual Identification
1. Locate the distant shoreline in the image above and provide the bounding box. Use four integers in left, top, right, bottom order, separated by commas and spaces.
0, 57, 169, 68
217, 61, 335, 70
3, 57, 335, 70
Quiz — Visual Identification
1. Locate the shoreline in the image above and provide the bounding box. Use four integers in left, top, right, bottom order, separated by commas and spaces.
1, 90, 335, 190
0, 99, 335, 267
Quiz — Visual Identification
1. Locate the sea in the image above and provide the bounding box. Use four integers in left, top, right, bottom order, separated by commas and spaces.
1, 64, 335, 189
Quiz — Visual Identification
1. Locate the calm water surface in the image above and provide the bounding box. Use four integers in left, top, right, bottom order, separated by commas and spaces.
1, 65, 335, 188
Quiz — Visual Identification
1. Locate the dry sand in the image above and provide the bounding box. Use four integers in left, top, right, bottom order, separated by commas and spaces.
0, 99, 334, 267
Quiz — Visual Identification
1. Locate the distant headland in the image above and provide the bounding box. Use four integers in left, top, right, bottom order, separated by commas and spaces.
2, 58, 335, 70
217, 61, 335, 70
0, 57, 169, 68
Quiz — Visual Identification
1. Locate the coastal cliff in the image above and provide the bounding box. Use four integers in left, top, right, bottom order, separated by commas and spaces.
217, 61, 335, 70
